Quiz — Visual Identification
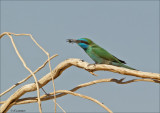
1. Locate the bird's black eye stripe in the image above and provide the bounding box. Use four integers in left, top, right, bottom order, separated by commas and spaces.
79, 40, 89, 44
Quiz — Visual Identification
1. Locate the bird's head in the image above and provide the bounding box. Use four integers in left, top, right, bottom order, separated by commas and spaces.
67, 38, 93, 50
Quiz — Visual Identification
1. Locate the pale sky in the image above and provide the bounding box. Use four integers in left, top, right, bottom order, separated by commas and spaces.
1, 1, 159, 112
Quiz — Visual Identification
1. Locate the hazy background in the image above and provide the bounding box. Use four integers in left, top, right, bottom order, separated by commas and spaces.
1, 0, 159, 112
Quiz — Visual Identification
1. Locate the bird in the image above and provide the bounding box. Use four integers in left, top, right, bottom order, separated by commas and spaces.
67, 38, 136, 70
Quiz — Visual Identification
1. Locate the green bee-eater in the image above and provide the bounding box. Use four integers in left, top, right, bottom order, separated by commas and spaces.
67, 38, 136, 70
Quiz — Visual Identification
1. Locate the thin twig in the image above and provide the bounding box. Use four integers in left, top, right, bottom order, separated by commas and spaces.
0, 32, 63, 113
4, 33, 42, 113
16, 33, 57, 113
55, 102, 66, 113
55, 90, 113, 113
89, 71, 99, 76
0, 54, 58, 97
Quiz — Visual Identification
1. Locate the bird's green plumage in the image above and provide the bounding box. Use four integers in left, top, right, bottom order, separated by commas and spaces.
67, 38, 136, 70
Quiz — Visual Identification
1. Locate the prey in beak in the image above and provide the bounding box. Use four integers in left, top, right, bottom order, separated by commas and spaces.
67, 39, 78, 44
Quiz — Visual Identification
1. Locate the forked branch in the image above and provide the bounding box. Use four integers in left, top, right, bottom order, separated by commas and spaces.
0, 58, 159, 112
0, 78, 159, 106
1, 32, 159, 113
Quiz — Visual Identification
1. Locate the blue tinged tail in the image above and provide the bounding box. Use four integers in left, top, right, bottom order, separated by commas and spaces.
111, 62, 136, 70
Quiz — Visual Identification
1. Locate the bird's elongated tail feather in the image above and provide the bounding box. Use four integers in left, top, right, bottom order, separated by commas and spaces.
111, 62, 136, 70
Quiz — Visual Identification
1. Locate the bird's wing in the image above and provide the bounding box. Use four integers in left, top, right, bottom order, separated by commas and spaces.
92, 46, 126, 64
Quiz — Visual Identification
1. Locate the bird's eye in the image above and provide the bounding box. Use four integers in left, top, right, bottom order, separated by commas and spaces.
80, 41, 89, 44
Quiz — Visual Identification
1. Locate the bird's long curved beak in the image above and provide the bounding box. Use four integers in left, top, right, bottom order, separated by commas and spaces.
67, 39, 78, 43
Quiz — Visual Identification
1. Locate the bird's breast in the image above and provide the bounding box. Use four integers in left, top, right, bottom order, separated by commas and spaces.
86, 47, 105, 64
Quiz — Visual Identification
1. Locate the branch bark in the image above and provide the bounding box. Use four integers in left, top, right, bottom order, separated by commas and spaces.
0, 78, 159, 106
0, 58, 159, 112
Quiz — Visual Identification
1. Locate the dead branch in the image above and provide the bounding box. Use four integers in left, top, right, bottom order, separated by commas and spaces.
0, 32, 58, 112
1, 90, 112, 113
0, 58, 159, 112
0, 54, 58, 97
55, 90, 113, 113
0, 78, 159, 106
1, 32, 159, 113
7, 33, 42, 113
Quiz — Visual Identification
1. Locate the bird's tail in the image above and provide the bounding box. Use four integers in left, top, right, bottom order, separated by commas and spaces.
111, 62, 136, 70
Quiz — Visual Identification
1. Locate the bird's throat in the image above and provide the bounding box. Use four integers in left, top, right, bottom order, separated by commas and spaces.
78, 43, 88, 50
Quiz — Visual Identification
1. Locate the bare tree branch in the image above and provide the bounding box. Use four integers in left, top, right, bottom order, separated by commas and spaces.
0, 58, 159, 112
0, 32, 58, 113
1, 32, 159, 113
0, 54, 58, 97
0, 78, 159, 106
